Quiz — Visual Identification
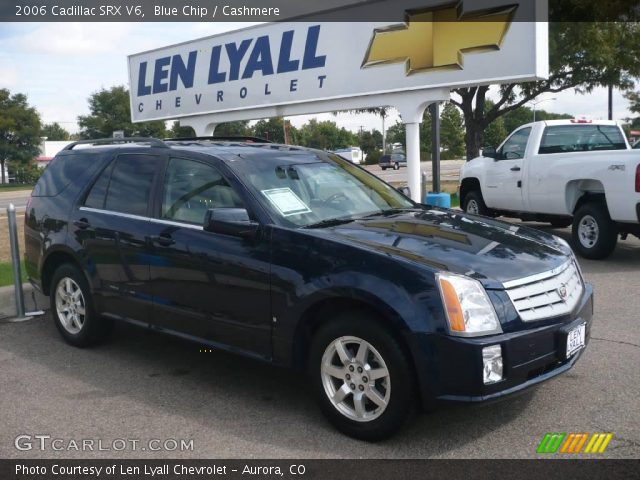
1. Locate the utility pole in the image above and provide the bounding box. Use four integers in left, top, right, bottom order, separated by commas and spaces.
608, 85, 613, 120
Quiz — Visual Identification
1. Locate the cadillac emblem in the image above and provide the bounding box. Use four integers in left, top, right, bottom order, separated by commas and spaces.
558, 284, 568, 300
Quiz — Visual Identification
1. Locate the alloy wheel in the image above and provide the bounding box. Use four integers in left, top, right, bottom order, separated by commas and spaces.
55, 277, 86, 334
320, 336, 391, 422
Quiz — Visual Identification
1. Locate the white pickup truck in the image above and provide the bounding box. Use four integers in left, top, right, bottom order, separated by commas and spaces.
459, 119, 640, 259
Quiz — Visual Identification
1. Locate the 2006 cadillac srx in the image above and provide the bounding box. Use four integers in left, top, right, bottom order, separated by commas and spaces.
25, 137, 593, 440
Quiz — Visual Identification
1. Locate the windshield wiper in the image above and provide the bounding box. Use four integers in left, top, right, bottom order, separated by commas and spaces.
303, 216, 360, 229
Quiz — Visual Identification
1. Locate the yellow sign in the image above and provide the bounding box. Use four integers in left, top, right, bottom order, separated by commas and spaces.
362, 2, 516, 74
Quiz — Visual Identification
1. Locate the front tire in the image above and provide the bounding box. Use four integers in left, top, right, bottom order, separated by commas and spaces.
309, 312, 414, 441
463, 190, 491, 216
393, 163, 400, 170
572, 202, 618, 259
50, 263, 111, 347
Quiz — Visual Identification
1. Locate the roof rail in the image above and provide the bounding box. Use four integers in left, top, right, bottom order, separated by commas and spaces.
164, 135, 273, 144
63, 137, 168, 150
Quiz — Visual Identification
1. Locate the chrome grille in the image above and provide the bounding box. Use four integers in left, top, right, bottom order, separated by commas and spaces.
503, 260, 584, 322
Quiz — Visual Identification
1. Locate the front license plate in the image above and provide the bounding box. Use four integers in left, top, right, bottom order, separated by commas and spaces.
566, 323, 586, 358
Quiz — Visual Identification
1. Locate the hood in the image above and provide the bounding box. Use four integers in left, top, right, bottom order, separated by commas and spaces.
310, 209, 571, 288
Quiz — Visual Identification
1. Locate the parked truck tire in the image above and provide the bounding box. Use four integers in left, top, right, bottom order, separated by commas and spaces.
463, 190, 491, 217
572, 202, 618, 259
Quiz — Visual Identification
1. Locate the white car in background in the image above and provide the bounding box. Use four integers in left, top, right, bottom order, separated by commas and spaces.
334, 147, 364, 164
459, 119, 640, 259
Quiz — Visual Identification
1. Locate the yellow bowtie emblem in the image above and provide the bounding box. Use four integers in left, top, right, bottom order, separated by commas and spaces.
362, 3, 516, 74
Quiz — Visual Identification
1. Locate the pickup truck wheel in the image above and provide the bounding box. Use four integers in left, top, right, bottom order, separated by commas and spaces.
393, 163, 400, 170
381, 167, 387, 171
50, 263, 112, 347
572, 203, 618, 259
309, 312, 414, 441
463, 190, 490, 216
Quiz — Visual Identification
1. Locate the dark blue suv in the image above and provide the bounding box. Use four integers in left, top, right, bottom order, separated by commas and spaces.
25, 137, 593, 440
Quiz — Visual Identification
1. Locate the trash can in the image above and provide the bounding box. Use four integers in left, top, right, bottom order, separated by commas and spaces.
424, 192, 451, 208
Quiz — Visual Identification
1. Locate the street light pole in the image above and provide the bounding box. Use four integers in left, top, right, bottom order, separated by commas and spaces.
530, 97, 557, 122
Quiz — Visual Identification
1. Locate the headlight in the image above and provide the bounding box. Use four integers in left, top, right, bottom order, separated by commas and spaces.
436, 272, 502, 336
554, 235, 584, 280
554, 235, 573, 254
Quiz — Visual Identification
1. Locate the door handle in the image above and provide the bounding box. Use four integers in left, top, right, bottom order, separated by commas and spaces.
73, 218, 90, 229
149, 234, 175, 247
510, 166, 521, 172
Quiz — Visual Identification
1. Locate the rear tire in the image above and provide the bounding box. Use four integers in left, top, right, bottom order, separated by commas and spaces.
309, 311, 414, 441
463, 190, 491, 217
381, 167, 387, 171
571, 202, 618, 259
50, 263, 112, 347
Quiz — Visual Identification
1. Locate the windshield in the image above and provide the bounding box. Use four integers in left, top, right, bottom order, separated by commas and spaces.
236, 154, 414, 227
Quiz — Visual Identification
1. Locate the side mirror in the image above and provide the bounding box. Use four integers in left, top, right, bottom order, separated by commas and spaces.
482, 146, 497, 159
397, 186, 411, 197
203, 208, 258, 238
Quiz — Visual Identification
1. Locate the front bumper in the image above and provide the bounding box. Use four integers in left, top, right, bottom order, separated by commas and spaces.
413, 284, 593, 406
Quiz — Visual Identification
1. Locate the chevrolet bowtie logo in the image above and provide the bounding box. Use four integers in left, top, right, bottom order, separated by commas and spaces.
362, 2, 516, 75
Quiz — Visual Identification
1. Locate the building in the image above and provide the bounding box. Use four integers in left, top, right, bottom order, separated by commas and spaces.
36, 138, 74, 169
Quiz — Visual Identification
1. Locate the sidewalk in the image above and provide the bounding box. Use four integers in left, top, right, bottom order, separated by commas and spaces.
0, 283, 48, 320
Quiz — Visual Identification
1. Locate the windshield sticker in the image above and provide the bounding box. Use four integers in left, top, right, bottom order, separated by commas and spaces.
261, 188, 312, 217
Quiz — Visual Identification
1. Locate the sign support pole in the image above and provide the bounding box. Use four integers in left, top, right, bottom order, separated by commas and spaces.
430, 102, 441, 194
405, 122, 422, 203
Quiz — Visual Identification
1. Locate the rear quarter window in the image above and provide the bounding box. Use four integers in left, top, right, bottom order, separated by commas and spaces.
32, 153, 92, 197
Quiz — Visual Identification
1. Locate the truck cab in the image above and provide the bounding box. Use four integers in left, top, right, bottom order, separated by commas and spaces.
459, 119, 640, 259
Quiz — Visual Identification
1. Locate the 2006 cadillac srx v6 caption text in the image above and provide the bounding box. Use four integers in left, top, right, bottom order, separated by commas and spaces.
24, 137, 593, 440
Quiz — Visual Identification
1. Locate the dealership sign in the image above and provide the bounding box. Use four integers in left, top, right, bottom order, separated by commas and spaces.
128, 1, 548, 123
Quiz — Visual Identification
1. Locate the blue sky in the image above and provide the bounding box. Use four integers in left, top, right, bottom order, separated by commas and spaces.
0, 22, 635, 135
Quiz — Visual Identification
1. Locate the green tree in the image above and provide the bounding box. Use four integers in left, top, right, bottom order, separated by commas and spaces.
484, 117, 508, 148
439, 102, 465, 158
297, 119, 357, 150
359, 129, 382, 155
215, 121, 252, 137
40, 122, 70, 141
168, 121, 194, 138
77, 86, 167, 139
502, 106, 572, 133
252, 117, 286, 143
0, 89, 41, 184
452, 20, 640, 159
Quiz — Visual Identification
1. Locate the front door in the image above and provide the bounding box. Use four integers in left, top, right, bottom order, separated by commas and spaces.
482, 127, 531, 211
147, 156, 272, 358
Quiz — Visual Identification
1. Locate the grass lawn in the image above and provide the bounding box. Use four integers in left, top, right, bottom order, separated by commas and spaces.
0, 184, 34, 192
0, 261, 27, 287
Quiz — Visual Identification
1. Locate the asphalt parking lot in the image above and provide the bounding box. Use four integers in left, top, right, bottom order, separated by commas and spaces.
0, 224, 638, 459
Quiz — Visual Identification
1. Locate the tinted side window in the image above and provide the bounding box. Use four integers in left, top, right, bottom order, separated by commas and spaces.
104, 154, 159, 216
84, 161, 114, 209
538, 125, 627, 154
33, 153, 92, 197
499, 127, 531, 159
161, 158, 244, 225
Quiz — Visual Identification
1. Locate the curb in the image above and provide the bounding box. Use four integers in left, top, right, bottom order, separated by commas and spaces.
0, 283, 49, 320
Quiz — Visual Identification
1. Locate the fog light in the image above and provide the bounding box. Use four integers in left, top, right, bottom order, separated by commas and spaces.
482, 345, 503, 384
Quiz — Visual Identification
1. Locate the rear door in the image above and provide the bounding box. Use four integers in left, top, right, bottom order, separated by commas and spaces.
482, 127, 531, 211
146, 155, 272, 358
74, 152, 165, 322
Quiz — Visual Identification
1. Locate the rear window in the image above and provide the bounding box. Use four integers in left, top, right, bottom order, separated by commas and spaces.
380, 155, 391, 162
32, 153, 91, 197
538, 125, 627, 154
